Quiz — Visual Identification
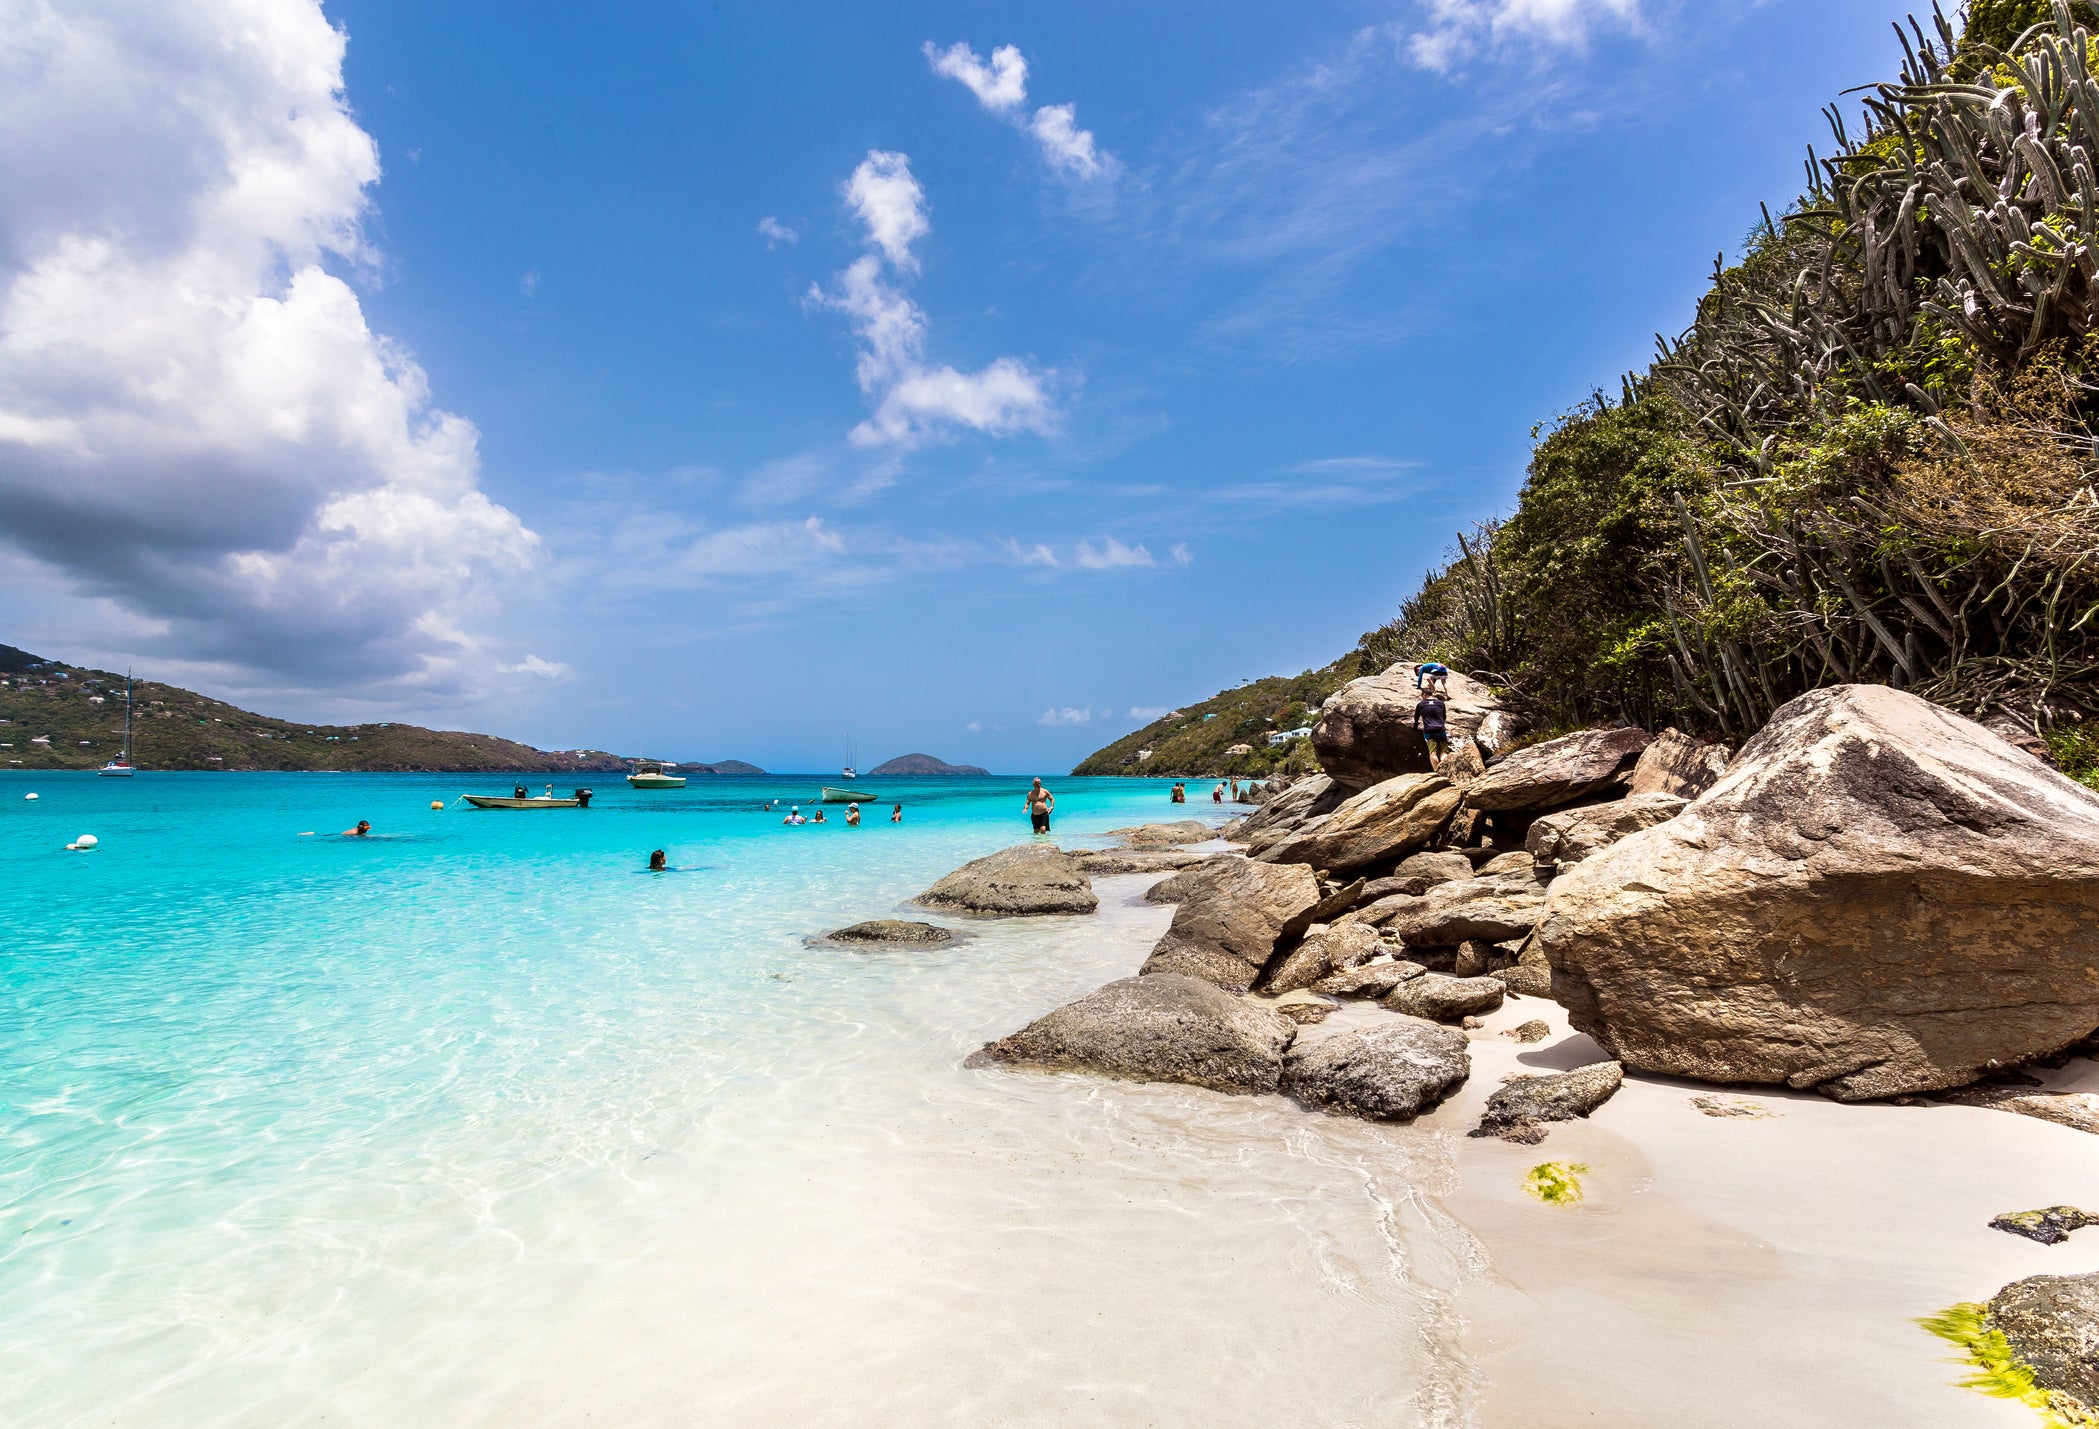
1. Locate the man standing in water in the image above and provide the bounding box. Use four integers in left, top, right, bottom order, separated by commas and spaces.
1024, 778, 1054, 834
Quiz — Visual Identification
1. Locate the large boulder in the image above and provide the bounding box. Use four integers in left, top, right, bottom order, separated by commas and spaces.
916, 845, 1098, 916
1315, 959, 1427, 998
1464, 727, 1651, 812
1143, 856, 1238, 904
1525, 792, 1687, 869
969, 974, 1296, 1095
1628, 727, 1729, 799
1312, 665, 1523, 791
1540, 684, 2099, 1101
1235, 775, 1344, 852
1373, 870, 1550, 948
1382, 972, 1505, 1021
1260, 921, 1383, 995
1281, 1020, 1470, 1120
1140, 858, 1322, 991
1986, 1273, 2099, 1421
1254, 774, 1460, 872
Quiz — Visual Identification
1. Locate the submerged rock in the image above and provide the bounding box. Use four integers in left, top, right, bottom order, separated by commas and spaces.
1075, 848, 1213, 876
1471, 1061, 1624, 1142
1139, 858, 1321, 992
1541, 684, 2099, 1101
1382, 972, 1504, 1022
1986, 1273, 2099, 1420
1991, 1207, 2099, 1246
969, 974, 1295, 1095
1465, 726, 1651, 812
1108, 820, 1216, 848
1281, 1020, 1470, 1120
823, 919, 957, 946
917, 845, 1098, 916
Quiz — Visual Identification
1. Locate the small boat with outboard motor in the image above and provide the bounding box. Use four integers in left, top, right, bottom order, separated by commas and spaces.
462, 784, 594, 809
821, 786, 876, 803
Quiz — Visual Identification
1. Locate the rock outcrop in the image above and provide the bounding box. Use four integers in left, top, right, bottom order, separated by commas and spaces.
1991, 1207, 2099, 1245
1144, 858, 1236, 904
1628, 727, 1729, 799
1985, 1273, 2099, 1421
970, 974, 1296, 1095
822, 919, 957, 946
1525, 793, 1687, 868
1075, 848, 1213, 876
1463, 726, 1651, 812
1315, 959, 1426, 998
1140, 858, 1322, 991
1280, 1021, 1471, 1120
1254, 773, 1460, 872
1540, 684, 2099, 1100
1471, 1061, 1624, 1142
1311, 665, 1523, 791
1235, 775, 1345, 853
1260, 921, 1382, 995
917, 844, 1098, 916
1364, 850, 1474, 899
1372, 870, 1550, 948
1382, 972, 1505, 1021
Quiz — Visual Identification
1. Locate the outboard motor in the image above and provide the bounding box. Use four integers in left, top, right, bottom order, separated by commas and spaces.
513, 784, 528, 799
574, 788, 593, 807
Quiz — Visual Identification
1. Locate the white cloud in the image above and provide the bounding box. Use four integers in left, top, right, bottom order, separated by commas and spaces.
924, 41, 1114, 181
756, 215, 799, 247
1027, 104, 1106, 180
923, 41, 1027, 112
504, 654, 571, 679
965, 720, 982, 732
842, 151, 929, 271
1169, 543, 1193, 567
520, 268, 541, 296
1129, 706, 1171, 719
1038, 706, 1093, 726
1403, 0, 1643, 71
1074, 537, 1154, 569
811, 151, 1056, 448
0, 0, 538, 693
999, 537, 1059, 567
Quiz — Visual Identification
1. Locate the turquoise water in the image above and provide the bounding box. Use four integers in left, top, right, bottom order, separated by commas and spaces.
1, 772, 1480, 1427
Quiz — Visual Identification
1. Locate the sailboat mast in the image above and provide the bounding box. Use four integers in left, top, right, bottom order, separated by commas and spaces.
124, 669, 132, 759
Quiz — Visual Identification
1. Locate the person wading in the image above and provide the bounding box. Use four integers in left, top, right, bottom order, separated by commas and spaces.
1024, 779, 1055, 834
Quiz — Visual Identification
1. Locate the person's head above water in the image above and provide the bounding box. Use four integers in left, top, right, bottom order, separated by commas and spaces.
342, 820, 371, 836
648, 849, 667, 871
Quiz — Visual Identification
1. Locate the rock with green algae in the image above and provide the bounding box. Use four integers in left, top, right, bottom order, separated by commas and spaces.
1922, 1282, 2099, 1429
1992, 1208, 2099, 1246
1523, 1161, 1588, 1205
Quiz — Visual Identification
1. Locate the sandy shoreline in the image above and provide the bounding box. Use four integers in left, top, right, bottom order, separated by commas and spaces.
462, 854, 2099, 1428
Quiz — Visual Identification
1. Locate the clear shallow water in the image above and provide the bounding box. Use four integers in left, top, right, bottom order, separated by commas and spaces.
1, 773, 1483, 1426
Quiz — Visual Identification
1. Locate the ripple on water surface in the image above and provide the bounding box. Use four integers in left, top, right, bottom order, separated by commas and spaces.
0, 773, 1484, 1426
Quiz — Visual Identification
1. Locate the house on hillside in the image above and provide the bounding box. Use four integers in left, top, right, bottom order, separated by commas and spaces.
1267, 726, 1313, 746
1225, 743, 1254, 756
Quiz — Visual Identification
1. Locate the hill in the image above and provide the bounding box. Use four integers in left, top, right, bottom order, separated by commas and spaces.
867, 753, 990, 776
0, 643, 627, 774
685, 759, 766, 775
1072, 654, 1383, 778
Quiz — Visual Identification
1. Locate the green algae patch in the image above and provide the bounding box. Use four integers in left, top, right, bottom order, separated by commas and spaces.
1523, 1161, 1588, 1206
1917, 1301, 2094, 1428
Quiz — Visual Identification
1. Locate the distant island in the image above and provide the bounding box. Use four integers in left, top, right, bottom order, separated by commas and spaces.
866, 752, 990, 776
0, 643, 757, 775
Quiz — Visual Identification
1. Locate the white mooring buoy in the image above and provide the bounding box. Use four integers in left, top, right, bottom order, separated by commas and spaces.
67, 833, 97, 851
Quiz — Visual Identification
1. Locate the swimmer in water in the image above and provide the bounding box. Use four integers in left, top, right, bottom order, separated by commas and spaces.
341, 820, 371, 837
648, 849, 668, 871
845, 803, 861, 826
812, 809, 827, 824
891, 803, 903, 823
783, 806, 806, 825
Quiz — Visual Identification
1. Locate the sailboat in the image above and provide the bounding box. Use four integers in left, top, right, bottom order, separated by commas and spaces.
98, 671, 136, 777
822, 737, 872, 802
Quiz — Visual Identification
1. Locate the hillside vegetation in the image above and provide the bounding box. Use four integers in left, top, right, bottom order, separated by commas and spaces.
1083, 3, 2099, 775
0, 644, 630, 774
1361, 1, 2099, 746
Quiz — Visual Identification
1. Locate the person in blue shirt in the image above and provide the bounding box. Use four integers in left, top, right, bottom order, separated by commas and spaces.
1416, 661, 1450, 697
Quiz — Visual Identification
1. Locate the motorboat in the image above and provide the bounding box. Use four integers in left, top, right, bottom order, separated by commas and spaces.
99, 671, 136, 776
627, 758, 686, 789
464, 785, 593, 809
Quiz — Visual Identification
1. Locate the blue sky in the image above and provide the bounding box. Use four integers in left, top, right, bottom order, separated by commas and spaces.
0, 0, 1903, 771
